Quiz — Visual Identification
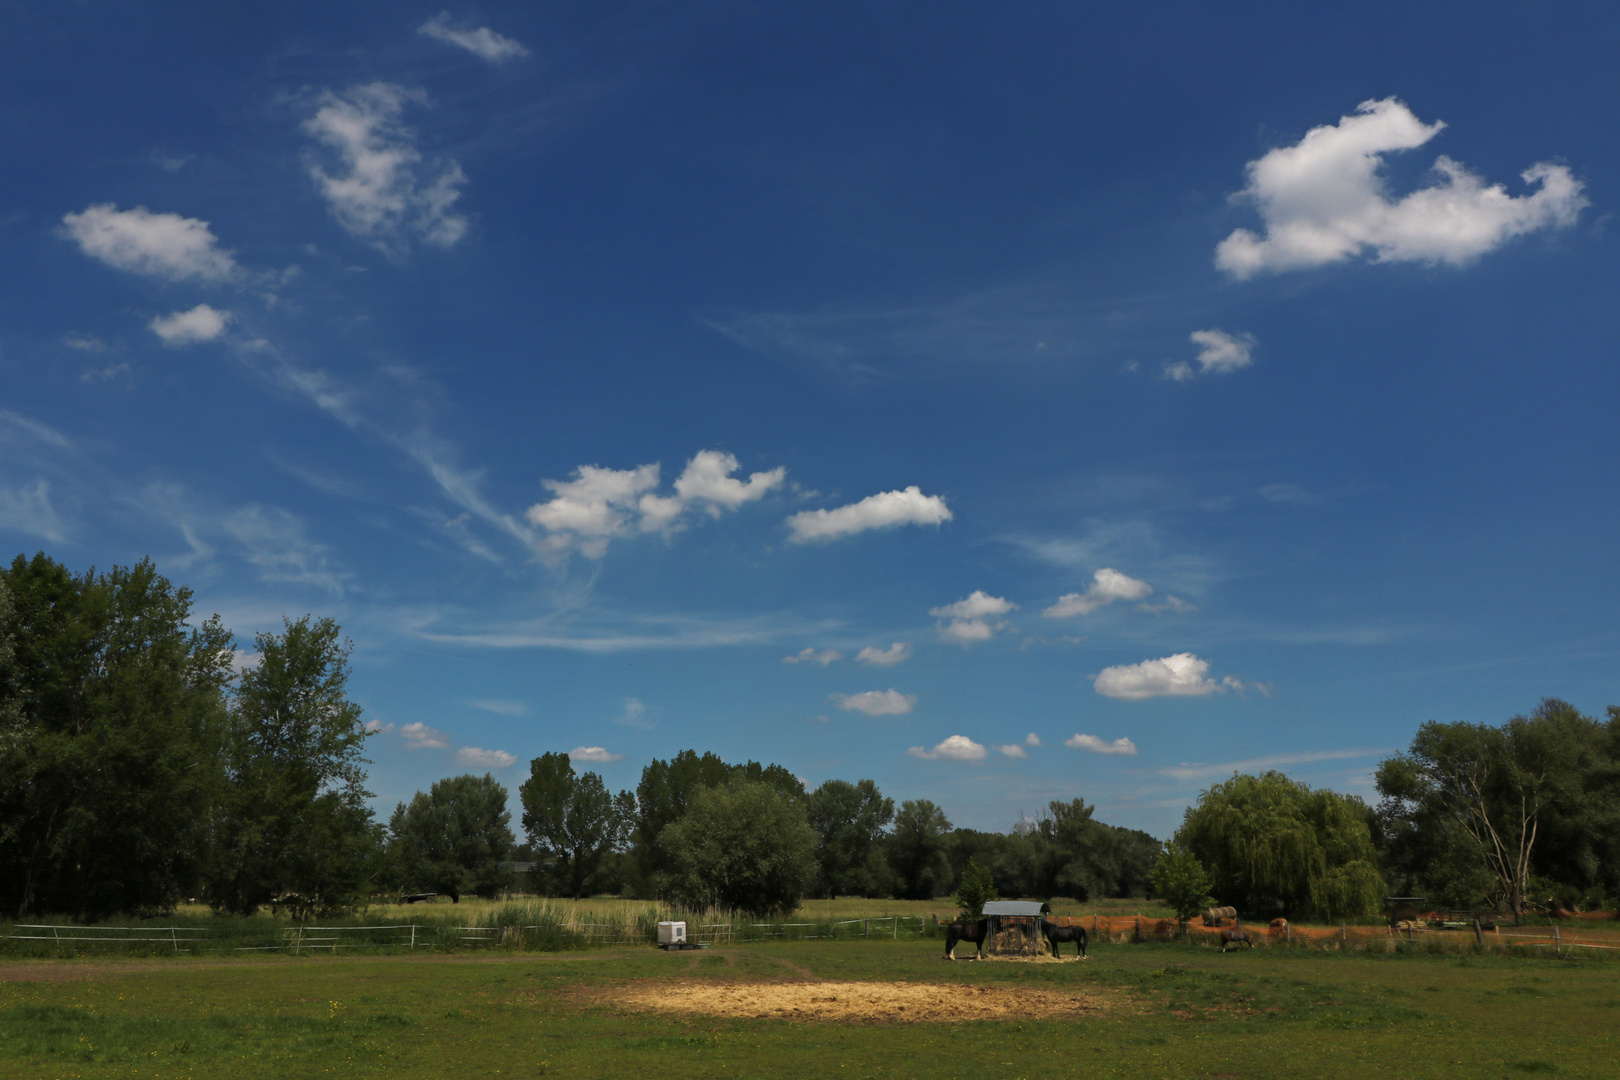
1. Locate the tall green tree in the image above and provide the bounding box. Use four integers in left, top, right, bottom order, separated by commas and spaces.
805, 778, 894, 898
1376, 700, 1619, 912
660, 779, 815, 915
390, 773, 516, 901
887, 799, 954, 900
630, 749, 802, 895
206, 616, 378, 918
520, 752, 634, 898
0, 553, 233, 917
1149, 842, 1215, 924
955, 859, 998, 919
1178, 771, 1385, 919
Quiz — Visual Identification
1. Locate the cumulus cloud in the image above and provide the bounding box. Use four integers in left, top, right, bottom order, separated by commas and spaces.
1043, 569, 1152, 618
525, 450, 784, 560
417, 12, 530, 63
61, 203, 237, 282
1025, 732, 1042, 747
1093, 653, 1257, 700
304, 83, 469, 252
149, 304, 232, 346
457, 746, 517, 768
1165, 330, 1256, 381
908, 735, 987, 761
399, 721, 450, 749
856, 642, 912, 667
363, 718, 394, 734
1216, 97, 1586, 279
998, 743, 1028, 759
830, 689, 916, 716
786, 485, 951, 543
570, 746, 625, 763
784, 647, 843, 665
931, 590, 1016, 645
1065, 733, 1139, 756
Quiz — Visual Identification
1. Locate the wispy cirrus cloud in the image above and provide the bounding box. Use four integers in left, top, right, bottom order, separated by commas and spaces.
1159, 747, 1388, 781
784, 647, 843, 665
830, 689, 916, 716
417, 12, 530, 63
303, 83, 469, 252
469, 699, 527, 716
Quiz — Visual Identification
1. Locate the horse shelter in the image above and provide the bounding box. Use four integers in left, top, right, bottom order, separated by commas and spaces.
982, 901, 1046, 957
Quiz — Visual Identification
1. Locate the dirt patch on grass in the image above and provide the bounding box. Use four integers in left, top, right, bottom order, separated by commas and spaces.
609, 980, 1117, 1023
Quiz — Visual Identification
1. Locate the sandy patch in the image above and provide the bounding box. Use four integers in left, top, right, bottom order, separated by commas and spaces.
610, 980, 1115, 1023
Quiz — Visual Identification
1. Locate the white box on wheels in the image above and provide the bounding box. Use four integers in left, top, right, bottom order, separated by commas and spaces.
657, 921, 687, 947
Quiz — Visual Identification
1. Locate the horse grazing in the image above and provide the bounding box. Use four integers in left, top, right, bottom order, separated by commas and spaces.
1042, 919, 1088, 959
1219, 919, 1254, 953
944, 919, 989, 960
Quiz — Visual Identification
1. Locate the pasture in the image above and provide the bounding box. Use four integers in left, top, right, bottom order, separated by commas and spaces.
2, 936, 1616, 1079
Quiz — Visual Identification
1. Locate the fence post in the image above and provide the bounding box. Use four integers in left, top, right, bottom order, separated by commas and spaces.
892, 917, 897, 940
171, 927, 179, 954
1340, 923, 1346, 949
1473, 917, 1483, 948
411, 924, 417, 951
1552, 923, 1561, 959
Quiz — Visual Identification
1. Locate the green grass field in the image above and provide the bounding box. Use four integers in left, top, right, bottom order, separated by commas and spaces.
2, 934, 1616, 1079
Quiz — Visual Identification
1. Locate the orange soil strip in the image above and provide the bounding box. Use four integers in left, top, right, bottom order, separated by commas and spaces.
608, 980, 1118, 1023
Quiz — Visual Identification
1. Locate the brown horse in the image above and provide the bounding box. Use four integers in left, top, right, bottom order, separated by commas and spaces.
1041, 919, 1088, 959
1220, 919, 1254, 953
944, 919, 989, 960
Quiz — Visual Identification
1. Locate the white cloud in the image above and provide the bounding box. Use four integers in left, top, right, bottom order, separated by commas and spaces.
1216, 97, 1587, 278
61, 203, 237, 282
303, 83, 469, 252
64, 333, 108, 352
786, 485, 951, 543
672, 449, 785, 514
525, 450, 785, 560
364, 719, 395, 734
457, 746, 517, 768
399, 721, 450, 749
418, 12, 530, 63
998, 743, 1028, 758
931, 590, 1016, 645
469, 699, 527, 716
784, 647, 843, 665
830, 689, 916, 716
908, 735, 987, 761
0, 479, 66, 542
1094, 653, 1220, 699
1140, 595, 1198, 614
570, 745, 625, 763
1043, 568, 1152, 618
856, 642, 912, 667
1065, 733, 1139, 756
526, 462, 660, 559
1025, 732, 1042, 747
149, 304, 232, 346
1159, 747, 1387, 782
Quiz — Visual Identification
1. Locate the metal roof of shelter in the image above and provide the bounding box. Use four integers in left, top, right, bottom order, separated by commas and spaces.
982, 901, 1045, 917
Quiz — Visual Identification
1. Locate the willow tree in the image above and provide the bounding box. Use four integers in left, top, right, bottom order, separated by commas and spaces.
1177, 771, 1384, 919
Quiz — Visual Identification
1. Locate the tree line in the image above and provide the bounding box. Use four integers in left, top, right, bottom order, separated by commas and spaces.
3, 552, 1616, 920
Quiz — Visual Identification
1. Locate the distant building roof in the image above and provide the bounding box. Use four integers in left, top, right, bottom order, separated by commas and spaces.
982, 901, 1045, 917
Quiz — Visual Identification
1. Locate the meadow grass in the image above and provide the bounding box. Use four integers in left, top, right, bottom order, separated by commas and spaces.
1, 933, 1616, 1079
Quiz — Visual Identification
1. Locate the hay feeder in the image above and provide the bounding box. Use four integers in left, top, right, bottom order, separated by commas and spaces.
982, 900, 1046, 957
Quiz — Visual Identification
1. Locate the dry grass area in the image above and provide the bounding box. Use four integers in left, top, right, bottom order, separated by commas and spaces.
606, 978, 1119, 1023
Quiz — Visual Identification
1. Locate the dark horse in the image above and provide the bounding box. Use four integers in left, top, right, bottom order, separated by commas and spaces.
1042, 919, 1088, 959
943, 919, 988, 960
1220, 919, 1254, 953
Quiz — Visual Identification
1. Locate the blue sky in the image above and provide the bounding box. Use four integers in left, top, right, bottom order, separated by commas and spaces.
3, 3, 1616, 837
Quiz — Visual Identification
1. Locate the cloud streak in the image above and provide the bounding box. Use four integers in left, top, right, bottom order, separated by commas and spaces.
830, 689, 916, 716
61, 203, 237, 282
418, 12, 530, 63
786, 486, 951, 543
